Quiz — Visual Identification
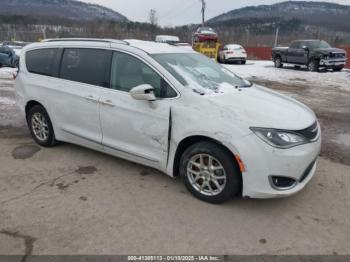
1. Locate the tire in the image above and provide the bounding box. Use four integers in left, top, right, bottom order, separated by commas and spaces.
27, 105, 57, 147
180, 141, 241, 204
333, 66, 344, 72
217, 56, 222, 64
242, 60, 246, 65
274, 56, 283, 68
220, 54, 227, 64
308, 59, 319, 72
14, 60, 19, 68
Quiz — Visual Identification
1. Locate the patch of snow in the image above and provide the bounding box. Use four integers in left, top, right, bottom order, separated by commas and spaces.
0, 67, 17, 79
0, 97, 15, 106
223, 60, 350, 91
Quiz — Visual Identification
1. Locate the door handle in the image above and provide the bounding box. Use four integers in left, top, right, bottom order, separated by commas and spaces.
100, 100, 115, 107
85, 95, 99, 103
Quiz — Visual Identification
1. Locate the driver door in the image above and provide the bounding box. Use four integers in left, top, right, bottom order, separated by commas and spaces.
99, 51, 177, 168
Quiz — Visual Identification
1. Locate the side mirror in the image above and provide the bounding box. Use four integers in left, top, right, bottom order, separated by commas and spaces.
301, 46, 309, 51
130, 84, 156, 101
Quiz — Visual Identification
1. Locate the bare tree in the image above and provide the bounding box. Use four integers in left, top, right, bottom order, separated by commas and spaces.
149, 9, 158, 26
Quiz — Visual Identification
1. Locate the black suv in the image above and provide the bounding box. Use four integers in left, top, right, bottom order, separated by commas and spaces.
272, 40, 347, 72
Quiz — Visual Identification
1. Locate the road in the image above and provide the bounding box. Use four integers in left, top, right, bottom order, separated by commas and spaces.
0, 64, 350, 255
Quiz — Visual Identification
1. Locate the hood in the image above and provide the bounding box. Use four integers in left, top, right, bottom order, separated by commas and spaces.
313, 48, 346, 55
205, 85, 316, 130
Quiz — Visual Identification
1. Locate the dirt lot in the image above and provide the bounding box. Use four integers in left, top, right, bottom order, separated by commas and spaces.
0, 63, 350, 256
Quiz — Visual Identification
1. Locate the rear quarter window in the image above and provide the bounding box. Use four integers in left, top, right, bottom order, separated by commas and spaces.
26, 48, 61, 76
59, 48, 111, 87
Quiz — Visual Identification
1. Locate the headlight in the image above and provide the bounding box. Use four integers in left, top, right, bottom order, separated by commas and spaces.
250, 127, 308, 149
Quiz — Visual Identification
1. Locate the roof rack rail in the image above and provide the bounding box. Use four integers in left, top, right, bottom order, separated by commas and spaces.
42, 38, 129, 45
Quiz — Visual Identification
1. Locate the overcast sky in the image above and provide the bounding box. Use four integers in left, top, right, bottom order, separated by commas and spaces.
81, 0, 350, 26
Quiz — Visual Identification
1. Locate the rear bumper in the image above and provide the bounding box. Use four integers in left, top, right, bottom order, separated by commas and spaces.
226, 57, 246, 61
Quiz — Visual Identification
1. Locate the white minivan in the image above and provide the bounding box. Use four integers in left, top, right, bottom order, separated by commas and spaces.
15, 38, 321, 203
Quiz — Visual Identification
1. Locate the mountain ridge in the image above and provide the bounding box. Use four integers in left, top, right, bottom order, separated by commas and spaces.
0, 0, 128, 22
208, 1, 350, 32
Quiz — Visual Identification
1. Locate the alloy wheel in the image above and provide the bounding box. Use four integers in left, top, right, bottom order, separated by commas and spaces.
186, 154, 227, 196
31, 112, 49, 142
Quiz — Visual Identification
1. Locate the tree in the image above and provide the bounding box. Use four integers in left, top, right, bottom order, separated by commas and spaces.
149, 9, 158, 26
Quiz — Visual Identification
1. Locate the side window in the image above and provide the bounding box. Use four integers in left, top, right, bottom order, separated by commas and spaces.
110, 52, 177, 98
290, 41, 300, 49
26, 48, 60, 76
60, 48, 110, 87
300, 42, 308, 49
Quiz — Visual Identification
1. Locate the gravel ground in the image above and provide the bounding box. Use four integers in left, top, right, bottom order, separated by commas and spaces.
0, 64, 350, 256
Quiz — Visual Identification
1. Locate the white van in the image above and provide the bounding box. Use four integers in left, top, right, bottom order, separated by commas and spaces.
155, 35, 180, 44
15, 38, 321, 203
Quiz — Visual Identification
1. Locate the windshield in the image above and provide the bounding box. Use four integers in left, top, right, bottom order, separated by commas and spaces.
307, 40, 331, 49
152, 53, 249, 92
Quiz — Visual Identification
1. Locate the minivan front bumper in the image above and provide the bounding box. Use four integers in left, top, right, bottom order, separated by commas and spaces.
232, 129, 321, 199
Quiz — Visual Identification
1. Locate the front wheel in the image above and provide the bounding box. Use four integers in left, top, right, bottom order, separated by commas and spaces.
274, 56, 283, 68
308, 60, 319, 72
333, 66, 344, 72
180, 141, 241, 204
27, 105, 57, 147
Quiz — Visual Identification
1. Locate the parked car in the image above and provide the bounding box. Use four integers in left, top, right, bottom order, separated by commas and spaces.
15, 38, 321, 203
1, 41, 30, 56
272, 40, 347, 72
193, 27, 218, 42
218, 44, 247, 64
0, 46, 19, 68
155, 35, 180, 44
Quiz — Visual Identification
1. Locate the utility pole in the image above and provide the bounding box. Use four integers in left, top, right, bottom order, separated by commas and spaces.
200, 0, 206, 26
274, 27, 279, 47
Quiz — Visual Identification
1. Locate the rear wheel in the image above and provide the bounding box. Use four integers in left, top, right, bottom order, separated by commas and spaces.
217, 55, 222, 64
27, 105, 57, 147
308, 59, 319, 72
241, 60, 246, 65
221, 55, 227, 64
180, 141, 241, 204
274, 56, 283, 68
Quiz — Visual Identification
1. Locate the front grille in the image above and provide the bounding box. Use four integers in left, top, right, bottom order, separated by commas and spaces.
295, 122, 318, 141
330, 53, 346, 59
